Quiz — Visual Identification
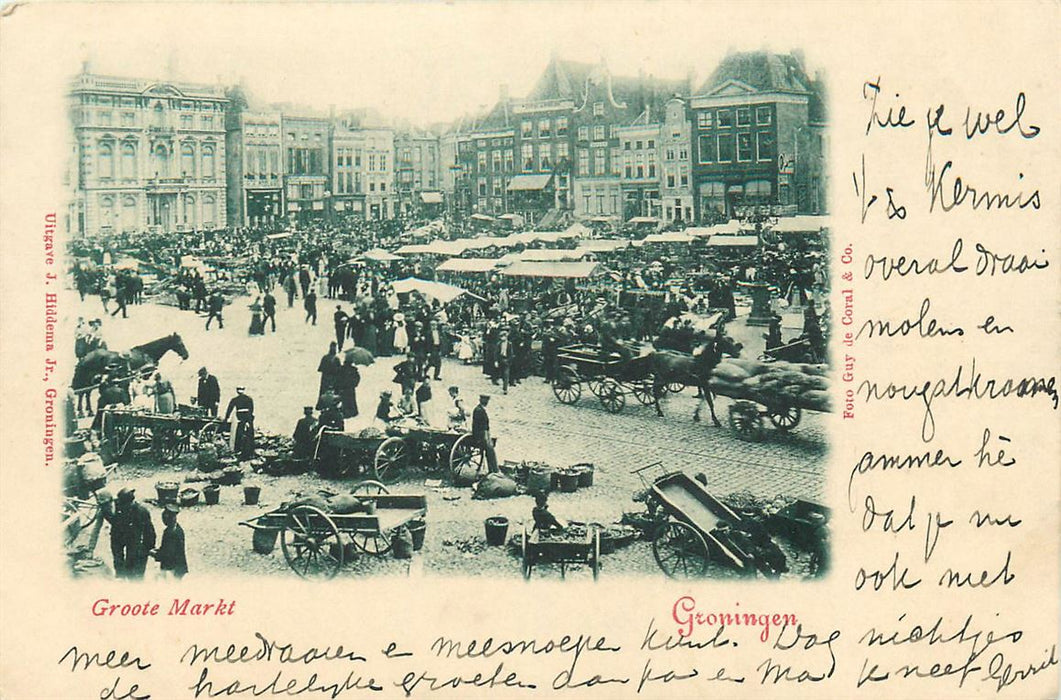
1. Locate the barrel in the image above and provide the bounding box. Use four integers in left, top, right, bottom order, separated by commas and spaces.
527, 466, 554, 495
573, 463, 595, 487
484, 516, 509, 546
557, 470, 579, 493
155, 481, 179, 505
203, 484, 220, 505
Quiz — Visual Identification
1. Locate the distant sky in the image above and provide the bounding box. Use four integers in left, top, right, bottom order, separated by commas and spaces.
70, 2, 823, 126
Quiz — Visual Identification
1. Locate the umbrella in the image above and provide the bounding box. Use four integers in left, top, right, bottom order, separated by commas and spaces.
344, 347, 375, 366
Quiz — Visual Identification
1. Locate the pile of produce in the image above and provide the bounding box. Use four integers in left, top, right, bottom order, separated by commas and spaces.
709, 359, 831, 412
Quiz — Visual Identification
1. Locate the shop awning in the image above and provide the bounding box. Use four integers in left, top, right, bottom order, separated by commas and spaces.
436, 258, 499, 273
517, 248, 586, 262
507, 174, 554, 192
391, 277, 482, 303
502, 261, 603, 279
706, 235, 759, 247
361, 248, 401, 262
420, 191, 444, 204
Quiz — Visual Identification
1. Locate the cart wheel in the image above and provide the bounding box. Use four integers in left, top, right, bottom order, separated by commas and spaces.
591, 528, 601, 581
351, 529, 393, 556
652, 521, 709, 579
281, 505, 343, 579
728, 402, 765, 442
552, 367, 581, 405
586, 376, 605, 397
769, 405, 802, 431
521, 527, 532, 580
598, 378, 625, 414
666, 381, 685, 394
631, 379, 658, 406
351, 480, 390, 497
449, 433, 485, 478
373, 437, 408, 484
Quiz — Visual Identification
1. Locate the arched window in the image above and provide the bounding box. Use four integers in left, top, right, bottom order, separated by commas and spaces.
98, 142, 114, 179
121, 195, 138, 232
203, 194, 216, 226
153, 143, 170, 177
181, 143, 196, 178
121, 142, 137, 179
185, 195, 197, 228
202, 144, 216, 179
99, 195, 115, 228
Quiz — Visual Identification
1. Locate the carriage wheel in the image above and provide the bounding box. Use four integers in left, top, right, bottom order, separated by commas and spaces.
280, 505, 343, 579
631, 379, 660, 406
728, 402, 765, 442
373, 437, 408, 484
552, 367, 581, 405
351, 480, 390, 497
352, 529, 393, 556
653, 521, 709, 579
591, 528, 601, 581
768, 405, 802, 431
521, 527, 533, 580
153, 425, 183, 460
449, 433, 486, 479
666, 381, 685, 394
586, 376, 605, 397
598, 378, 625, 414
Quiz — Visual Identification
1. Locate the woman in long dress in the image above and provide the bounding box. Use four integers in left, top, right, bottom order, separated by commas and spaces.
153, 372, 176, 413
336, 355, 360, 420
392, 312, 408, 354
248, 297, 265, 336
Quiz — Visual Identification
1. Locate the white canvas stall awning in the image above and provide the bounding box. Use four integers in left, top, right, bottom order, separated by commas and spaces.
470, 213, 495, 222
564, 222, 593, 238
643, 231, 695, 244
361, 248, 401, 262
772, 215, 830, 234
435, 258, 499, 273
420, 192, 444, 204
266, 232, 293, 240
394, 244, 435, 255
576, 239, 632, 253
516, 248, 586, 262
501, 261, 603, 279
706, 235, 759, 247
391, 277, 480, 303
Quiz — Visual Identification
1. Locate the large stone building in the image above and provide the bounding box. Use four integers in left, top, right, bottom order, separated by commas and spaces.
281, 114, 331, 225
690, 51, 826, 221
331, 120, 396, 221
455, 97, 516, 219
616, 116, 661, 220
69, 70, 228, 236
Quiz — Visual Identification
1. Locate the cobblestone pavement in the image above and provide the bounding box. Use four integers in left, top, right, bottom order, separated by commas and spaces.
71, 293, 827, 580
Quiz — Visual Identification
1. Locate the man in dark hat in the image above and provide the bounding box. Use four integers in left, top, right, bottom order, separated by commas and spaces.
105, 487, 155, 579
223, 386, 255, 459
471, 394, 499, 474
152, 504, 188, 579
196, 367, 221, 417
205, 290, 224, 330
263, 290, 278, 333
292, 406, 318, 460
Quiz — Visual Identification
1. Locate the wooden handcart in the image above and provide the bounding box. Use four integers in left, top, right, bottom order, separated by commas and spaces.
313, 423, 488, 483
239, 481, 427, 579
633, 462, 753, 579
99, 407, 226, 460
520, 524, 601, 581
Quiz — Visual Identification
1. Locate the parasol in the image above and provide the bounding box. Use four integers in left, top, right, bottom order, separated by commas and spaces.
344, 347, 375, 366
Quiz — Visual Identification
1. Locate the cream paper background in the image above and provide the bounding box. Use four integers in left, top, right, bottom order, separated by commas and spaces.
0, 2, 1057, 698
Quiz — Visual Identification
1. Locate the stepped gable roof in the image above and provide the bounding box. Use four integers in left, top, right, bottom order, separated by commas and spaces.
698, 51, 813, 95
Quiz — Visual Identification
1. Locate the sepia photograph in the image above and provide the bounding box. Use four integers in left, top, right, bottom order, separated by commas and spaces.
60, 28, 831, 584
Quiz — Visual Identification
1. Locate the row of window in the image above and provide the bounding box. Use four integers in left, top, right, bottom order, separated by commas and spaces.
244, 147, 281, 178
97, 193, 218, 231
623, 139, 656, 151
576, 125, 616, 142
696, 106, 772, 130
334, 147, 390, 171
520, 116, 569, 139
698, 131, 775, 164
80, 95, 222, 110
244, 123, 280, 138
96, 141, 217, 180
86, 110, 218, 130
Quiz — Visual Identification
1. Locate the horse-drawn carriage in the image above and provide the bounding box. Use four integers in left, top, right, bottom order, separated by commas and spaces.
313, 421, 489, 483
550, 343, 659, 414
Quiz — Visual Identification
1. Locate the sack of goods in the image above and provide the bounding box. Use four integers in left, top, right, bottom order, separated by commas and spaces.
473, 473, 519, 500
709, 359, 832, 413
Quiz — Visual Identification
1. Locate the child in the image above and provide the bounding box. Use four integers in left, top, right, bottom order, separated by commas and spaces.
532, 492, 566, 534
153, 504, 188, 579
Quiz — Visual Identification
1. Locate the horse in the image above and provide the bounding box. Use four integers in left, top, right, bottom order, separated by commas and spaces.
637, 331, 743, 425
71, 333, 189, 414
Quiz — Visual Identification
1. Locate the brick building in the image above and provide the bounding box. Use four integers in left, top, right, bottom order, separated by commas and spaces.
394, 130, 442, 218
455, 96, 516, 219
69, 70, 228, 236
690, 51, 826, 221
660, 96, 694, 224
224, 90, 284, 228
615, 116, 661, 221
